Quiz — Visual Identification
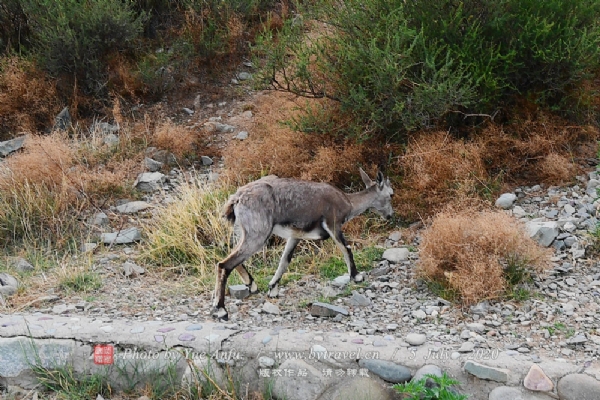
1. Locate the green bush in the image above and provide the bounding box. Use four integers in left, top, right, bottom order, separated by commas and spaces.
22, 0, 146, 95
394, 373, 468, 399
180, 0, 284, 61
0, 0, 31, 54
254, 0, 600, 139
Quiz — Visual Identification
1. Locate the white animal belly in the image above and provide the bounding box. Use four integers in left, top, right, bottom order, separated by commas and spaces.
272, 224, 325, 240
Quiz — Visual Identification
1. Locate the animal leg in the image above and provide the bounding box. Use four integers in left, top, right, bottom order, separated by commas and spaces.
213, 235, 266, 320
322, 222, 362, 282
235, 264, 258, 293
268, 238, 300, 297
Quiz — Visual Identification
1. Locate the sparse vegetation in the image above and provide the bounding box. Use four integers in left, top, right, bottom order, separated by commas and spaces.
0, 123, 145, 251
30, 349, 274, 400
58, 269, 103, 294
32, 364, 112, 400
418, 209, 551, 305
394, 373, 468, 400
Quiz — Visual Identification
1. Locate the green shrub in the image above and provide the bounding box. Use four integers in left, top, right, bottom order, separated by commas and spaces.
22, 0, 146, 95
254, 0, 600, 139
0, 0, 31, 54
394, 373, 468, 400
180, 0, 285, 61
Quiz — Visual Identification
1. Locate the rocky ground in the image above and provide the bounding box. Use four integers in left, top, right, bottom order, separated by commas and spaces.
5, 127, 600, 367
1, 80, 600, 399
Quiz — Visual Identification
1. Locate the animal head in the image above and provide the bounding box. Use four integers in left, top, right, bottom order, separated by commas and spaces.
359, 168, 394, 219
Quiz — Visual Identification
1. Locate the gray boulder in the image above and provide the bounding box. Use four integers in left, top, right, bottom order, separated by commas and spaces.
54, 107, 71, 131
495, 193, 517, 209
134, 172, 166, 192
8, 257, 34, 273
144, 157, 163, 172
310, 302, 349, 317
0, 135, 26, 157
382, 247, 409, 263
557, 373, 600, 400
526, 221, 559, 247
0, 273, 19, 296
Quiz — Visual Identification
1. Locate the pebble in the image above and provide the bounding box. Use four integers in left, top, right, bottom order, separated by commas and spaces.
358, 359, 412, 384
262, 302, 281, 315
405, 333, 427, 346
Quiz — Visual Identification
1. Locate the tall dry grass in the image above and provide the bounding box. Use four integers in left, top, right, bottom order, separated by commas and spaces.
418, 209, 551, 304
0, 118, 147, 249
141, 178, 233, 281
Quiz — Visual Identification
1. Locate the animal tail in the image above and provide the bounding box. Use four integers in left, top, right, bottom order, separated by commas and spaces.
222, 195, 238, 224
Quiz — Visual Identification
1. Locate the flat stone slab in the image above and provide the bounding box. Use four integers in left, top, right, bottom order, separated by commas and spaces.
101, 227, 142, 244
262, 302, 280, 315
358, 359, 411, 384
115, 201, 152, 214
382, 248, 409, 263
332, 275, 351, 288
310, 302, 349, 317
464, 360, 510, 383
0, 135, 26, 157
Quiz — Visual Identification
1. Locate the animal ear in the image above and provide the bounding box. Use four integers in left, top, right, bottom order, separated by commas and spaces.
359, 168, 373, 187
376, 171, 385, 188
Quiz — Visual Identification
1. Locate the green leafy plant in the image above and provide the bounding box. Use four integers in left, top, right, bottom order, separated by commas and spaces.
254, 0, 600, 139
58, 270, 102, 294
394, 373, 468, 400
32, 364, 111, 400
22, 0, 146, 95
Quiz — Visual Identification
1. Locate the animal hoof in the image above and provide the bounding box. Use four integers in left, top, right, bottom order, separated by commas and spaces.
268, 286, 279, 298
249, 281, 259, 294
211, 307, 229, 321
353, 273, 364, 283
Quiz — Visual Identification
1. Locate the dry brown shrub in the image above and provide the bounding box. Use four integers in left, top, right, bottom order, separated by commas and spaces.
395, 131, 489, 220
0, 57, 61, 139
418, 209, 551, 305
224, 92, 391, 186
536, 153, 576, 183
151, 121, 200, 159
476, 113, 599, 184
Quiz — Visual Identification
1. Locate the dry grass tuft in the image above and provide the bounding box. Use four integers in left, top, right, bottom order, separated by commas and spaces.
396, 131, 489, 220
536, 153, 576, 183
0, 118, 147, 249
1, 134, 75, 189
395, 114, 599, 220
141, 178, 233, 281
0, 56, 61, 139
418, 209, 551, 305
152, 121, 200, 160
475, 113, 598, 184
